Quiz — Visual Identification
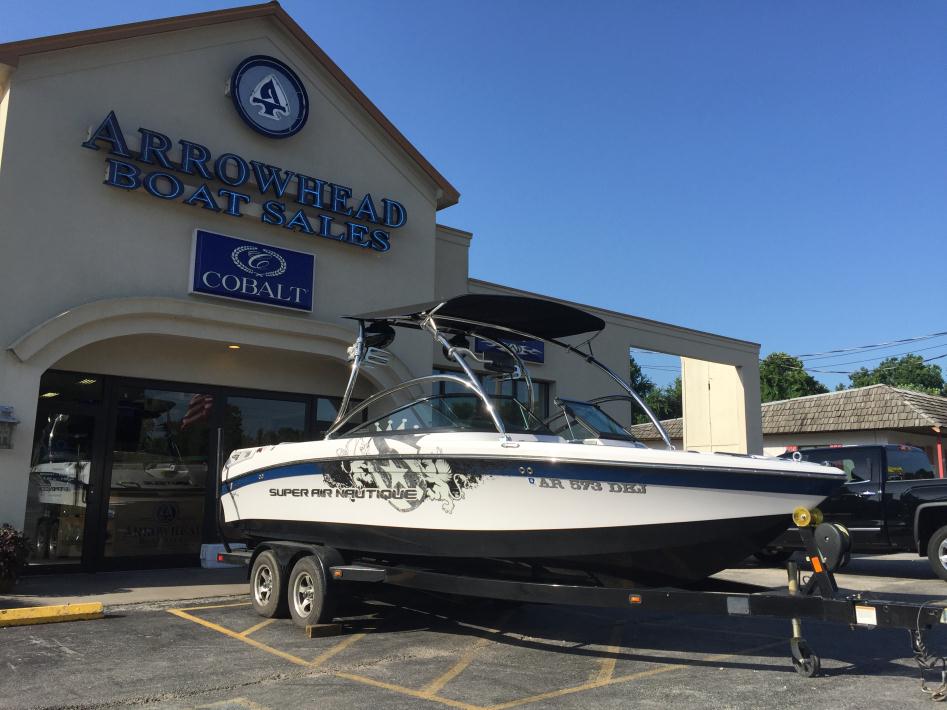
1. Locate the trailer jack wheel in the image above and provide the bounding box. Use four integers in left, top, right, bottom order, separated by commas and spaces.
790, 637, 821, 678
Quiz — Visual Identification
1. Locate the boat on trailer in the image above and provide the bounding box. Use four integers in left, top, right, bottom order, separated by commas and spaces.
219, 294, 845, 585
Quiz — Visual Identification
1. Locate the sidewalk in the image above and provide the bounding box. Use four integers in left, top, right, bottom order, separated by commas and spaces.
0, 566, 248, 609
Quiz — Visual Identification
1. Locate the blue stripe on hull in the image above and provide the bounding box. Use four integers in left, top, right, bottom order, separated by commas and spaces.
223, 458, 841, 497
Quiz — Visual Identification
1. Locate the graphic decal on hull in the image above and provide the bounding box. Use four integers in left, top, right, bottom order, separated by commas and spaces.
322, 458, 483, 514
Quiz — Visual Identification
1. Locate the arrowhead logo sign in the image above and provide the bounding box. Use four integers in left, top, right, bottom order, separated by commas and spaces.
250, 74, 290, 120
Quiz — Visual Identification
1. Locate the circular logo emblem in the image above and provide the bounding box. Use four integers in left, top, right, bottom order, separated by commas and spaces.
155, 503, 178, 523
230, 55, 309, 138
231, 245, 287, 277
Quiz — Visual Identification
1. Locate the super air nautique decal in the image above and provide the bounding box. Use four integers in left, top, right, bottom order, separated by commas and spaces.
322, 458, 484, 513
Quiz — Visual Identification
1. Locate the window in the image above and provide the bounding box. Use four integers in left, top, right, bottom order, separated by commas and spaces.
347, 393, 552, 437
886, 447, 935, 481
433, 368, 550, 419
797, 449, 875, 483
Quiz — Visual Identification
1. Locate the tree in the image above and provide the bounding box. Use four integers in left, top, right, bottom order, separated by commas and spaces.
849, 354, 945, 395
759, 352, 829, 402
629, 356, 656, 398
643, 377, 683, 422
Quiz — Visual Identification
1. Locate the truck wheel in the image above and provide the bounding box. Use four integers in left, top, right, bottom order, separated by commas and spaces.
287, 555, 336, 628
926, 526, 947, 582
250, 550, 288, 618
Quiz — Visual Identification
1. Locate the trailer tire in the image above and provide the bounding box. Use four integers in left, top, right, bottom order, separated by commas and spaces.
926, 526, 947, 581
251, 550, 288, 618
288, 555, 336, 628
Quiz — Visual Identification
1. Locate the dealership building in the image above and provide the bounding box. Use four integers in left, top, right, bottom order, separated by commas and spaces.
0, 3, 765, 571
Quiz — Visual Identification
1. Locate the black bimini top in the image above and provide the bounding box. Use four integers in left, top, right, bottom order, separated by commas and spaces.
348, 294, 605, 341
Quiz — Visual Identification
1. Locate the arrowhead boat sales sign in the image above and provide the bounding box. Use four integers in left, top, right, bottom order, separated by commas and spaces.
189, 230, 314, 312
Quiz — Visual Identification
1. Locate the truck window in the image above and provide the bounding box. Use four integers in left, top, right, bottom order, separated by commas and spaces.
798, 449, 874, 483
886, 448, 935, 481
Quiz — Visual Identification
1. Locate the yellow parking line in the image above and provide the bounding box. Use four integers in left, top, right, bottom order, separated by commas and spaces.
195, 697, 271, 710
421, 610, 516, 698
335, 671, 486, 710
239, 619, 275, 637
592, 623, 624, 683
486, 640, 787, 709
422, 635, 494, 697
177, 601, 252, 612
310, 632, 367, 667
167, 609, 310, 667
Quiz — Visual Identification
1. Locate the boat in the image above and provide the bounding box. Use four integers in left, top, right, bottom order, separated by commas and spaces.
219, 294, 845, 585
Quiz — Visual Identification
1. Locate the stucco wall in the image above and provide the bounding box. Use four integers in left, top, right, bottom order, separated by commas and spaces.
0, 16, 446, 526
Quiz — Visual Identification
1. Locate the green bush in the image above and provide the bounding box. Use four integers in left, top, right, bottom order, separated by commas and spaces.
0, 524, 29, 580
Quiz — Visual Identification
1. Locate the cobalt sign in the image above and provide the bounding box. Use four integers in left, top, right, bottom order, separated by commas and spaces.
189, 230, 314, 311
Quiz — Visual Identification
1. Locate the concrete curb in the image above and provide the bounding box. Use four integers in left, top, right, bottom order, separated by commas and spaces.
0, 602, 104, 628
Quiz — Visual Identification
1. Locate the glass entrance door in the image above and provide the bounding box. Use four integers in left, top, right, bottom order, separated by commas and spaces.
25, 410, 97, 565
103, 387, 213, 562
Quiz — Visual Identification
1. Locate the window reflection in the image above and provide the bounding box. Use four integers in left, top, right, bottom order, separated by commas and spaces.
225, 397, 307, 449
24, 412, 95, 564
105, 388, 211, 558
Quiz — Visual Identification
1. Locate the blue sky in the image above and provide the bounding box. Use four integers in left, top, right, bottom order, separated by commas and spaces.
2, 1, 945, 388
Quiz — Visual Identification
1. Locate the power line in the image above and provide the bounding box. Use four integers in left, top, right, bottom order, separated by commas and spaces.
775, 341, 947, 370
794, 330, 947, 361
803, 350, 947, 376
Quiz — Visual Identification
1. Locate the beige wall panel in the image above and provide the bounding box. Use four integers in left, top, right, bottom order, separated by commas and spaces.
434, 225, 472, 300
682, 358, 748, 454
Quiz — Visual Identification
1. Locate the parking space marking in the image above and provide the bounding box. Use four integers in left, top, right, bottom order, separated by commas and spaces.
195, 697, 270, 710
309, 632, 367, 667
335, 671, 484, 710
168, 604, 791, 710
238, 619, 275, 637
485, 639, 787, 710
167, 608, 311, 667
422, 610, 516, 698
592, 623, 624, 683
177, 602, 252, 612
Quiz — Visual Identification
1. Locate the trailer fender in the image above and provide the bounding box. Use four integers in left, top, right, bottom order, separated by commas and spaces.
914, 503, 947, 551
249, 542, 344, 581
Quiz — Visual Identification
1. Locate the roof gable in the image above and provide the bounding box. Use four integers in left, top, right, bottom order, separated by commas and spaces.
0, 2, 459, 209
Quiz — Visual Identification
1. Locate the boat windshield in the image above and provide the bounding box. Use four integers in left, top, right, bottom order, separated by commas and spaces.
344, 393, 553, 437
546, 399, 643, 445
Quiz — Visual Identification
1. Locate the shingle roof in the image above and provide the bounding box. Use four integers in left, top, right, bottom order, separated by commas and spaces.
628, 384, 947, 440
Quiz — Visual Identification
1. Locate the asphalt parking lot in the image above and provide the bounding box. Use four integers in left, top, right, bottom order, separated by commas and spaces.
2, 554, 947, 710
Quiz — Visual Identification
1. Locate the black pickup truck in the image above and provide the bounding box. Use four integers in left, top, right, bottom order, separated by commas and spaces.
764, 444, 947, 580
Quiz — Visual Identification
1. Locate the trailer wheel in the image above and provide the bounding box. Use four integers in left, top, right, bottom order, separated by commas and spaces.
926, 525, 947, 581
250, 550, 288, 618
790, 638, 821, 677
287, 555, 336, 628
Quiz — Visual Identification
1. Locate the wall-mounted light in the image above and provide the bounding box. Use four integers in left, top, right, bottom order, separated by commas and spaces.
228, 345, 241, 350
0, 406, 18, 449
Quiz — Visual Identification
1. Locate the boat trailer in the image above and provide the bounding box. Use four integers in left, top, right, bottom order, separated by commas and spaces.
219, 511, 947, 700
